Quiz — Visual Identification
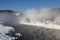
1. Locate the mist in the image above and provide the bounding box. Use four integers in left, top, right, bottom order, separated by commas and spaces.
1, 8, 60, 40
0, 8, 60, 25
20, 8, 60, 24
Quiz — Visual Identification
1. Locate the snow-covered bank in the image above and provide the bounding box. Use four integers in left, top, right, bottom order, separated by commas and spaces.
20, 21, 60, 30
0, 24, 22, 40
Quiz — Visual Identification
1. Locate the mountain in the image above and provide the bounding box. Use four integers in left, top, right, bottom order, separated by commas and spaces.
0, 10, 15, 14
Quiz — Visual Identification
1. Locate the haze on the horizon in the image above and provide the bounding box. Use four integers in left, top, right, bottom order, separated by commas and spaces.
0, 0, 60, 25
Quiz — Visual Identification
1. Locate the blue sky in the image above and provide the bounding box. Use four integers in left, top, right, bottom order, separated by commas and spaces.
0, 0, 60, 11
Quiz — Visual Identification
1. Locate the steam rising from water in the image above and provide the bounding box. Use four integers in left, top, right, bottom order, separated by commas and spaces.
0, 8, 60, 26
20, 8, 60, 24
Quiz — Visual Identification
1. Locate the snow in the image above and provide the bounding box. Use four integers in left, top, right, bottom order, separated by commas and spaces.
20, 21, 60, 30
0, 24, 22, 40
15, 33, 22, 37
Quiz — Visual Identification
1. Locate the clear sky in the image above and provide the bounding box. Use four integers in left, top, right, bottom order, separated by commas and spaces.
0, 0, 60, 11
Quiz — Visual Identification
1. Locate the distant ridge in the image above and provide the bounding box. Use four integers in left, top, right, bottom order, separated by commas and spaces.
0, 10, 16, 14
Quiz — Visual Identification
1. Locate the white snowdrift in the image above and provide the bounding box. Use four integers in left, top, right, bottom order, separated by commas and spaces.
20, 21, 60, 30
0, 24, 22, 40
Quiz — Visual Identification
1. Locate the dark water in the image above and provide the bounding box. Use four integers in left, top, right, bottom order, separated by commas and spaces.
4, 23, 60, 40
